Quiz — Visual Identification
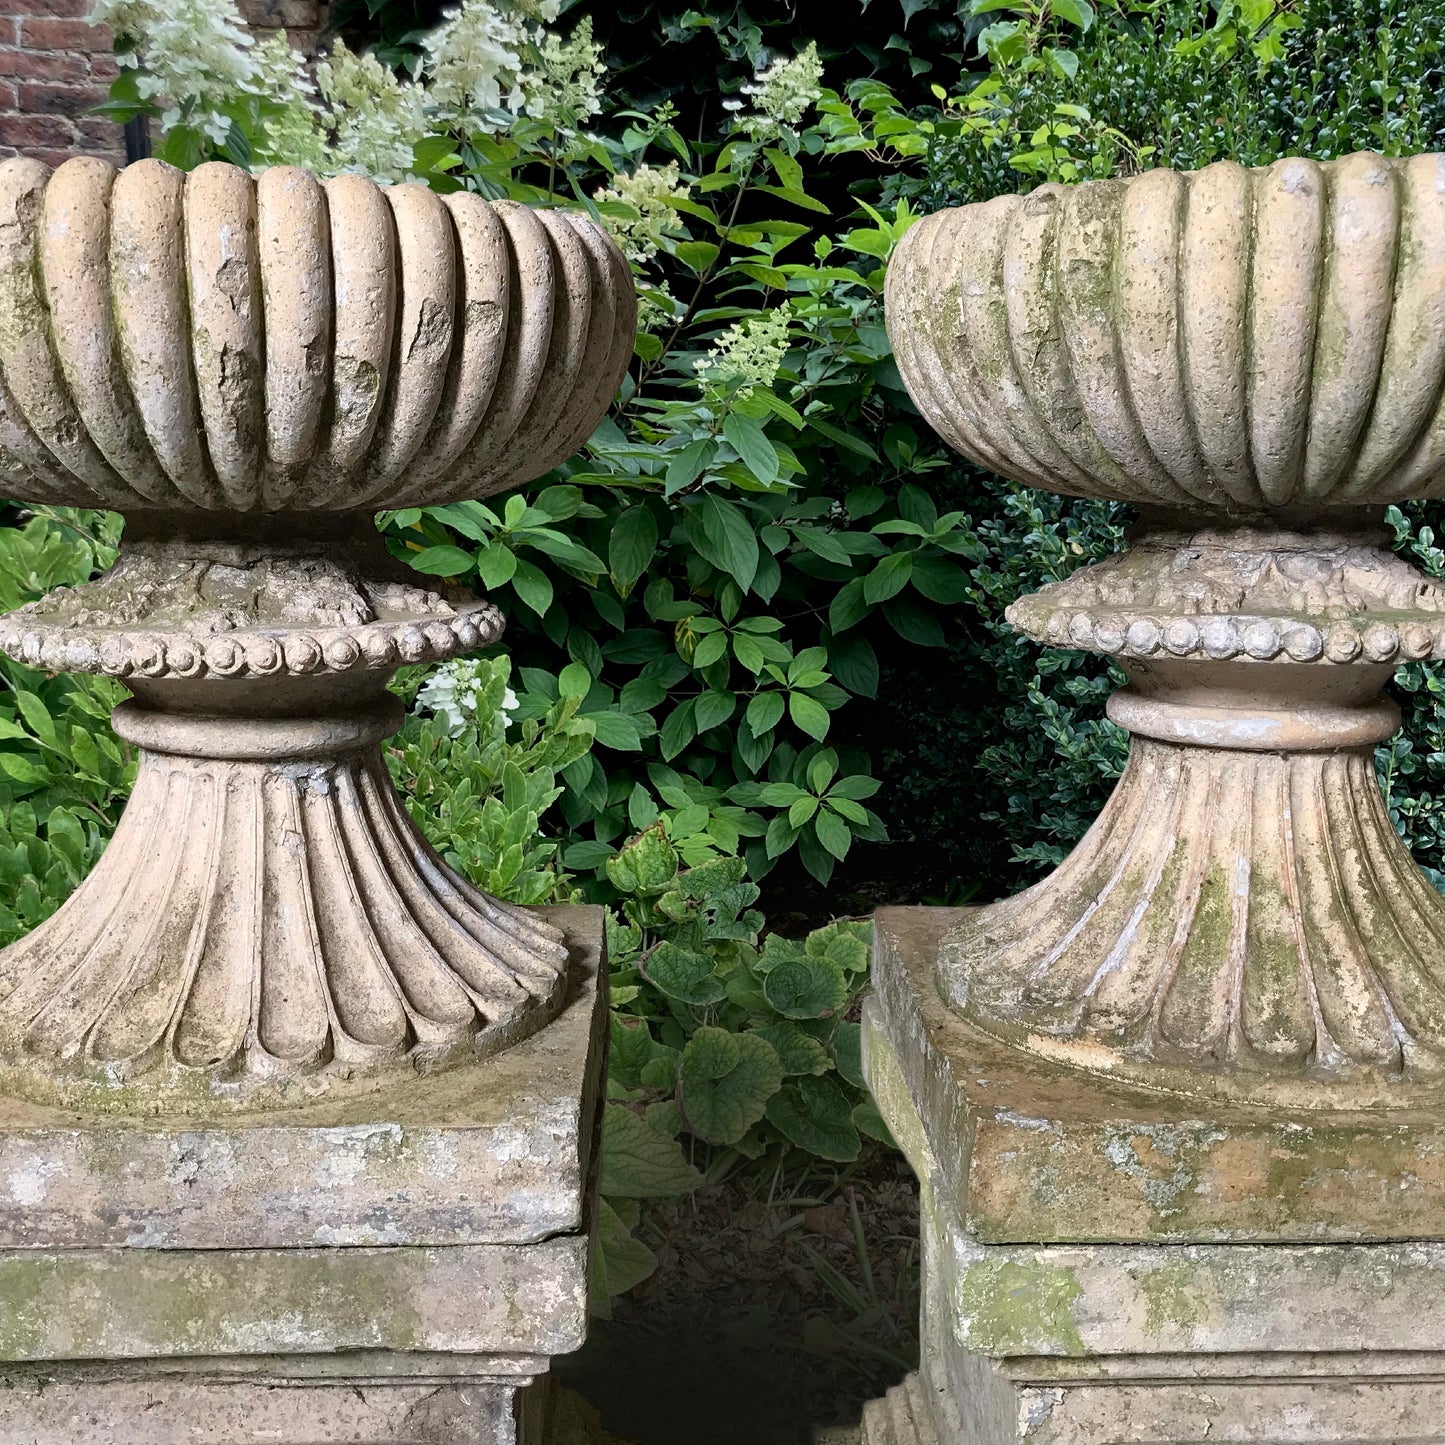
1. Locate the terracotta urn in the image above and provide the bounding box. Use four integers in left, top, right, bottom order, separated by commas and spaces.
0, 156, 635, 1107
888, 152, 1445, 1103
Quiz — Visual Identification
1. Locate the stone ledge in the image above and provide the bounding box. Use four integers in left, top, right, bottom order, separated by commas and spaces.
0, 1375, 523, 1445
0, 1237, 589, 1362
0, 905, 606, 1251
868, 906, 1445, 1243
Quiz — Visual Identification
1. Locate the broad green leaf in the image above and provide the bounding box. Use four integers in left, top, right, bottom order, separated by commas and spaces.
409, 545, 475, 577
789, 692, 831, 741
751, 1021, 832, 1077
593, 1196, 658, 1304
829, 578, 870, 632
609, 505, 659, 595
606, 823, 679, 895
678, 1026, 782, 1144
674, 239, 721, 272
723, 413, 780, 488
511, 557, 554, 616
0, 754, 49, 786
746, 691, 785, 735
690, 494, 759, 591
762, 954, 850, 1018
644, 940, 726, 1005
815, 807, 853, 860
831, 1022, 866, 1089
765, 1076, 862, 1162
476, 542, 517, 588
600, 1104, 705, 1197
864, 550, 913, 604
694, 690, 736, 732
852, 1098, 895, 1146
609, 1017, 655, 1088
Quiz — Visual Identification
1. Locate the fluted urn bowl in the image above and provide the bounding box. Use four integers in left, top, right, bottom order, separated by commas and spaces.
0, 156, 635, 513
0, 156, 636, 684
886, 151, 1445, 513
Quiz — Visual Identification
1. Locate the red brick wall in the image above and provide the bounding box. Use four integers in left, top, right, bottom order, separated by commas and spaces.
0, 0, 327, 170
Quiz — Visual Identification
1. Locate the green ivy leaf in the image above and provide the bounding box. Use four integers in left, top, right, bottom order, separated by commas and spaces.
765, 1076, 862, 1162
678, 1026, 783, 1144
762, 954, 850, 1018
600, 1104, 705, 1197
644, 940, 726, 1005
751, 1021, 833, 1076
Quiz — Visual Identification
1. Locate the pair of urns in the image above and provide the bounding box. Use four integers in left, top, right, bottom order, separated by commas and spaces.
0, 147, 1439, 1110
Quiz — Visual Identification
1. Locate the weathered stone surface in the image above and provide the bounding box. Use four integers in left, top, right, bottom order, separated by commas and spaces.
0, 156, 637, 514
0, 906, 604, 1247
870, 908, 1445, 1243
865, 908, 1445, 1442
0, 156, 635, 1102
0, 1239, 588, 1361
886, 154, 1445, 1099
886, 153, 1445, 514
0, 1375, 522, 1445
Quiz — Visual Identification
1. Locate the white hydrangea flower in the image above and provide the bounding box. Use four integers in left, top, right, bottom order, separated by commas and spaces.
525, 15, 605, 133
248, 31, 330, 172
424, 0, 536, 121
741, 41, 823, 139
316, 38, 428, 183
91, 0, 253, 147
593, 161, 688, 264
695, 306, 792, 398
415, 660, 517, 738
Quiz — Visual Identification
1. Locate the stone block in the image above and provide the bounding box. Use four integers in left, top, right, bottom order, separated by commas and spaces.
864, 907, 1445, 1443
0, 905, 606, 1444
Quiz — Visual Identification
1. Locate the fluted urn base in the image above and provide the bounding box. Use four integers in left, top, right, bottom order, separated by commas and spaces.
0, 696, 568, 1112
942, 652, 1445, 1106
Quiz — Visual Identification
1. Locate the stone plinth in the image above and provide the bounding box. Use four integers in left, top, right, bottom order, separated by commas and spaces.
861, 907, 1445, 1444
0, 905, 605, 1445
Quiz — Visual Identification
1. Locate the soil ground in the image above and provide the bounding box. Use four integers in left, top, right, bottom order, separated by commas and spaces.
556, 1156, 921, 1444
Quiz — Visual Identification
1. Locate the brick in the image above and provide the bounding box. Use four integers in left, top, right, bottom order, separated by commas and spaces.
0, 0, 92, 17
0, 47, 89, 82
0, 112, 74, 147
0, 78, 16, 110
17, 80, 99, 115
73, 114, 117, 147
19, 17, 112, 51
238, 0, 323, 24
88, 53, 118, 82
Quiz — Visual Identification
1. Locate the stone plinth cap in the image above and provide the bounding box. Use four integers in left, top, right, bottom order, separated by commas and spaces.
0, 905, 605, 1251
867, 907, 1445, 1245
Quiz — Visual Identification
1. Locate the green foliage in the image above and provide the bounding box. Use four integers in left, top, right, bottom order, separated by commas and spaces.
0, 509, 130, 946
386, 655, 594, 905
